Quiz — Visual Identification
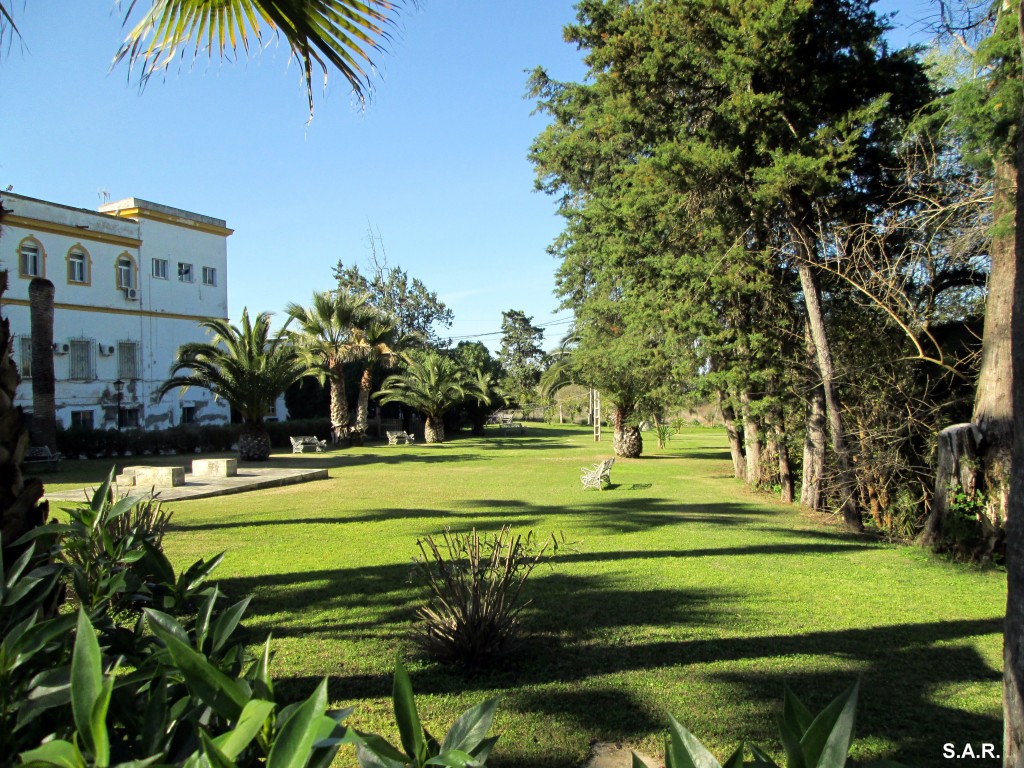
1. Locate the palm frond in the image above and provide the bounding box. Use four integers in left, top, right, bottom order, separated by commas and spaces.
157, 307, 304, 422
114, 0, 406, 117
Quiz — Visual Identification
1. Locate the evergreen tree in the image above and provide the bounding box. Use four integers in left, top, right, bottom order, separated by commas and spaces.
498, 310, 546, 411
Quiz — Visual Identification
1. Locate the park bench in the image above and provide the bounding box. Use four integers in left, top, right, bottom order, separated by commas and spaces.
581, 457, 615, 490
290, 436, 328, 453
386, 430, 415, 446
500, 420, 526, 435
23, 445, 61, 471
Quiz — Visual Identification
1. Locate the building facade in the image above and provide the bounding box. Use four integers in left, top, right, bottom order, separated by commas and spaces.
0, 192, 236, 431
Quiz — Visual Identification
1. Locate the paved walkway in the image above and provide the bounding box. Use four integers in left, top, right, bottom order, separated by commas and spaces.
45, 466, 330, 503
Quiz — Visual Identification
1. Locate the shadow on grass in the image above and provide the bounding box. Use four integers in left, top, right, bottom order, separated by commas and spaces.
271, 599, 1001, 768
169, 496, 774, 535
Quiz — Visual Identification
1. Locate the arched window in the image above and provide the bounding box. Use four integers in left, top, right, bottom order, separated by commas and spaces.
115, 253, 138, 290
17, 236, 45, 279
66, 244, 91, 285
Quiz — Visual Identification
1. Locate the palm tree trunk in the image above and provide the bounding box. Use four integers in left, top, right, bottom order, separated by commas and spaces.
0, 271, 50, 568
29, 278, 57, 451
329, 368, 349, 434
356, 366, 372, 433
237, 420, 271, 461
424, 415, 445, 443
612, 404, 642, 458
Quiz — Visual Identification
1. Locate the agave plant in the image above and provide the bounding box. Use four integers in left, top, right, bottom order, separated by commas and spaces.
157, 309, 304, 461
632, 682, 899, 768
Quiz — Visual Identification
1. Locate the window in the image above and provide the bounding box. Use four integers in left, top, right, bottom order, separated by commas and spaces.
71, 410, 94, 429
69, 339, 95, 381
178, 263, 194, 283
19, 239, 43, 278
67, 248, 89, 284
18, 337, 31, 379
152, 258, 168, 279
202, 266, 217, 286
120, 408, 140, 429
117, 256, 134, 289
118, 341, 141, 380
181, 405, 197, 425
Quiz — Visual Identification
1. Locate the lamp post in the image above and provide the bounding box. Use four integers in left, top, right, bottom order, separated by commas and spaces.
113, 379, 124, 431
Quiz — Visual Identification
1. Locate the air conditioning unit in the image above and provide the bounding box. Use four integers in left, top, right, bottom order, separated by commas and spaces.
99, 344, 116, 356
53, 342, 70, 355
124, 287, 140, 301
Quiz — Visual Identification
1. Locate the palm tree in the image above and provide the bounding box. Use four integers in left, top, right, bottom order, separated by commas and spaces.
375, 351, 488, 444
1, 1, 404, 118
28, 278, 57, 452
350, 316, 406, 435
287, 291, 371, 441
157, 309, 303, 461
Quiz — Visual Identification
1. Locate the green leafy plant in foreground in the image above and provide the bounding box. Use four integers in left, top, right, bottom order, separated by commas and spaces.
355, 660, 499, 768
634, 682, 905, 768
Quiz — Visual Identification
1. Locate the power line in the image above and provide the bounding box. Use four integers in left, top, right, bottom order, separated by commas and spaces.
446, 316, 575, 342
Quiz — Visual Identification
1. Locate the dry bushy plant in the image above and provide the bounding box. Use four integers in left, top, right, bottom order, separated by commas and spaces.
412, 526, 565, 667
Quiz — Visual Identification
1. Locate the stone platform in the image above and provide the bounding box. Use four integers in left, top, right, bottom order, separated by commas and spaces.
45, 465, 329, 503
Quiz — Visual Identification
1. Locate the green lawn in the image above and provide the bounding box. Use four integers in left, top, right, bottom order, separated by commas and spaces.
42, 423, 1005, 767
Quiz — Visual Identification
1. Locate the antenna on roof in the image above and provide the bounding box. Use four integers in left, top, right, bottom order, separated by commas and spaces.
97, 188, 111, 204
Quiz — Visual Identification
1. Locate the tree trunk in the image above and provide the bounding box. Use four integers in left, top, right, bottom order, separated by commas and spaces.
767, 412, 793, 504
329, 367, 349, 441
424, 415, 445, 443
612, 404, 642, 458
0, 271, 50, 568
237, 421, 271, 461
718, 391, 746, 480
355, 366, 372, 433
28, 278, 56, 452
1003, 10, 1024, 759
740, 388, 762, 487
800, 323, 827, 511
919, 423, 981, 549
797, 256, 862, 531
972, 153, 1018, 552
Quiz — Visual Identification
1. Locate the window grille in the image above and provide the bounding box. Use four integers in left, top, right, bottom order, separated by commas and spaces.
118, 341, 141, 380
18, 337, 31, 379
69, 339, 95, 381
71, 410, 94, 429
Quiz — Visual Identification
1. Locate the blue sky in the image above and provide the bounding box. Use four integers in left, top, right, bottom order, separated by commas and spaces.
1, 0, 936, 352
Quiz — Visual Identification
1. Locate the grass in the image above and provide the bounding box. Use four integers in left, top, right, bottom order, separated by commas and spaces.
42, 423, 1005, 767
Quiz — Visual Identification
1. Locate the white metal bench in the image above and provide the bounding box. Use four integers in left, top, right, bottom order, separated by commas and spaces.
500, 421, 526, 435
386, 430, 415, 446
290, 435, 327, 453
581, 457, 614, 490
23, 445, 62, 471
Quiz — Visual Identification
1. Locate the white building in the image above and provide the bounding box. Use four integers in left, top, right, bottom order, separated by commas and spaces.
0, 191, 236, 431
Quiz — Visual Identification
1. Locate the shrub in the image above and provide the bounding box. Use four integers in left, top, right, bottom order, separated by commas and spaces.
4, 488, 500, 766
47, 470, 174, 614
411, 526, 564, 666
